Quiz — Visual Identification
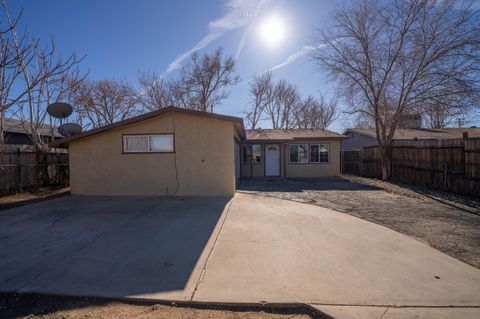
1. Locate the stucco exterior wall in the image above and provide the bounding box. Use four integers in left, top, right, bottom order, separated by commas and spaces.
284, 139, 341, 178
69, 112, 236, 196
241, 162, 265, 177
240, 139, 341, 178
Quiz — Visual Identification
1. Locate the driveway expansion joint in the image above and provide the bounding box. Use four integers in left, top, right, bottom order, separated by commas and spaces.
190, 198, 234, 301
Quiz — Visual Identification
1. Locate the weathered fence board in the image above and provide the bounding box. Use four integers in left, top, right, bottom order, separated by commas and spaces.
0, 144, 69, 195
341, 138, 480, 196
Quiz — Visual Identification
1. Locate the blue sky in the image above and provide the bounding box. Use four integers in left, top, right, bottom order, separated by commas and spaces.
10, 0, 355, 132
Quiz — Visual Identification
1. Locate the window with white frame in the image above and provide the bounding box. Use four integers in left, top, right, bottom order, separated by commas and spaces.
289, 144, 309, 163
123, 134, 174, 153
310, 144, 329, 163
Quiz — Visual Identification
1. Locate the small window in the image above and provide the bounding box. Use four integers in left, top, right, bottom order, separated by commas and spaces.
123, 134, 174, 153
310, 144, 329, 163
243, 144, 262, 163
289, 144, 309, 163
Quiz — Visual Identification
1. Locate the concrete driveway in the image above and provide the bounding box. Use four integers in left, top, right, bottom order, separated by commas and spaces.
1, 193, 480, 318
0, 195, 230, 300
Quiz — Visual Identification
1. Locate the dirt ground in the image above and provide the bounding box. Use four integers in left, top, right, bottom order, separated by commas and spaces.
0, 187, 69, 210
0, 294, 317, 319
238, 176, 480, 269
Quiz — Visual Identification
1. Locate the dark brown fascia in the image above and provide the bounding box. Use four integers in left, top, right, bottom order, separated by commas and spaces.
50, 106, 245, 148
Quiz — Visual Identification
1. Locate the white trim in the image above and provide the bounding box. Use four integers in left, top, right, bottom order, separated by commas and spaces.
265, 143, 281, 176
123, 134, 174, 153
309, 143, 330, 164
288, 143, 309, 164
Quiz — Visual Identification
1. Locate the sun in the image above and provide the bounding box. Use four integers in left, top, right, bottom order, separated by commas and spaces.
258, 14, 287, 47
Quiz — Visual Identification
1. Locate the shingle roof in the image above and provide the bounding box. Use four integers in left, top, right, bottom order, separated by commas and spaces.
2, 119, 60, 137
246, 129, 346, 141
346, 127, 480, 139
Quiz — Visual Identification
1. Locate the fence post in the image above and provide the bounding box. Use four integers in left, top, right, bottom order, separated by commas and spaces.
359, 150, 363, 177
391, 159, 395, 180
340, 150, 343, 174
444, 162, 448, 190
15, 148, 22, 192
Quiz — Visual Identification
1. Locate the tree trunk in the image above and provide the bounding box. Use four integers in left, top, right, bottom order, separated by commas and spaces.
36, 150, 50, 187
379, 145, 391, 180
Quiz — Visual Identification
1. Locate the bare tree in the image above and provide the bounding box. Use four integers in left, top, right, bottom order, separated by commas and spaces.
245, 72, 273, 129
138, 71, 178, 111
264, 80, 300, 129
0, 2, 82, 147
14, 44, 83, 152
421, 92, 471, 129
245, 73, 337, 130
73, 79, 139, 129
180, 47, 239, 112
293, 94, 338, 129
312, 0, 480, 179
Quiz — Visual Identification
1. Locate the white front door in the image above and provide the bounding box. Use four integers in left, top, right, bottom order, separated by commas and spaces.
265, 144, 280, 176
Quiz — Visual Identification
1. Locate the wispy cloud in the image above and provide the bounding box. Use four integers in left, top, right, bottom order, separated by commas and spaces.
267, 45, 317, 72
238, 44, 323, 86
165, 0, 267, 75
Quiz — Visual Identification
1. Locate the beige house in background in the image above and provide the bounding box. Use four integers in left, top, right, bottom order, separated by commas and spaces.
242, 129, 345, 178
52, 107, 346, 196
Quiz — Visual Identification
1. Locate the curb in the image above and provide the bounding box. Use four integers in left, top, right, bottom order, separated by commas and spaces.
0, 291, 333, 319
0, 190, 70, 211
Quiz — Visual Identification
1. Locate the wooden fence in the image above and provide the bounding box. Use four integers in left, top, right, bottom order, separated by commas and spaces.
341, 138, 480, 196
0, 145, 69, 195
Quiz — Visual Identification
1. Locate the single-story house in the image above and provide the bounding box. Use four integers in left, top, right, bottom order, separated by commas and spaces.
243, 129, 345, 178
341, 127, 480, 150
52, 107, 346, 196
52, 107, 244, 196
2, 119, 61, 145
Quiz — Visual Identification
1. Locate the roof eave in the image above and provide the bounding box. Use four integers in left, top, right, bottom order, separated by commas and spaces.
50, 106, 245, 147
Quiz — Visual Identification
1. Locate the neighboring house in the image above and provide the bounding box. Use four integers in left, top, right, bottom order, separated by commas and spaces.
341, 127, 480, 150
2, 119, 60, 145
52, 107, 347, 196
242, 129, 346, 178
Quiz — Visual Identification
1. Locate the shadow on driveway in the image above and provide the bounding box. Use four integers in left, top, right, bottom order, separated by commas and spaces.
237, 177, 381, 193
0, 195, 230, 299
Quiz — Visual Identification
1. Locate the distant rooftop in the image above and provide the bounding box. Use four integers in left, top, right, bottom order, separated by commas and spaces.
346, 127, 480, 140
2, 119, 61, 137
246, 129, 346, 141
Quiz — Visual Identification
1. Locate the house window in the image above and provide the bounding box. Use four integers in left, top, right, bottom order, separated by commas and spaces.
123, 134, 174, 153
243, 144, 262, 163
289, 144, 309, 163
310, 144, 329, 163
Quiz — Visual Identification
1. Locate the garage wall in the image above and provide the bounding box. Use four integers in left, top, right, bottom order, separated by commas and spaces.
69, 112, 236, 196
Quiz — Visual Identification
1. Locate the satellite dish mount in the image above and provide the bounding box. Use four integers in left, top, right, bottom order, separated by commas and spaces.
47, 102, 82, 137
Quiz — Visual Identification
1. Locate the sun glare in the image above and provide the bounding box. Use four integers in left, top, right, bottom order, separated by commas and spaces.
258, 14, 286, 47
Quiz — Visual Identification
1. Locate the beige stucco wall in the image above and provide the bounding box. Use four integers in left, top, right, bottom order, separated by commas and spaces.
285, 139, 341, 178
69, 112, 236, 196
240, 139, 341, 178
241, 163, 265, 177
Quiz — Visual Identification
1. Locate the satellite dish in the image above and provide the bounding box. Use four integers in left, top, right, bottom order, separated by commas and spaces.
58, 123, 82, 137
47, 102, 73, 119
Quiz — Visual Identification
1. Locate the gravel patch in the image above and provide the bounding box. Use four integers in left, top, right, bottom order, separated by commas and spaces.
238, 177, 480, 269
0, 293, 319, 319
